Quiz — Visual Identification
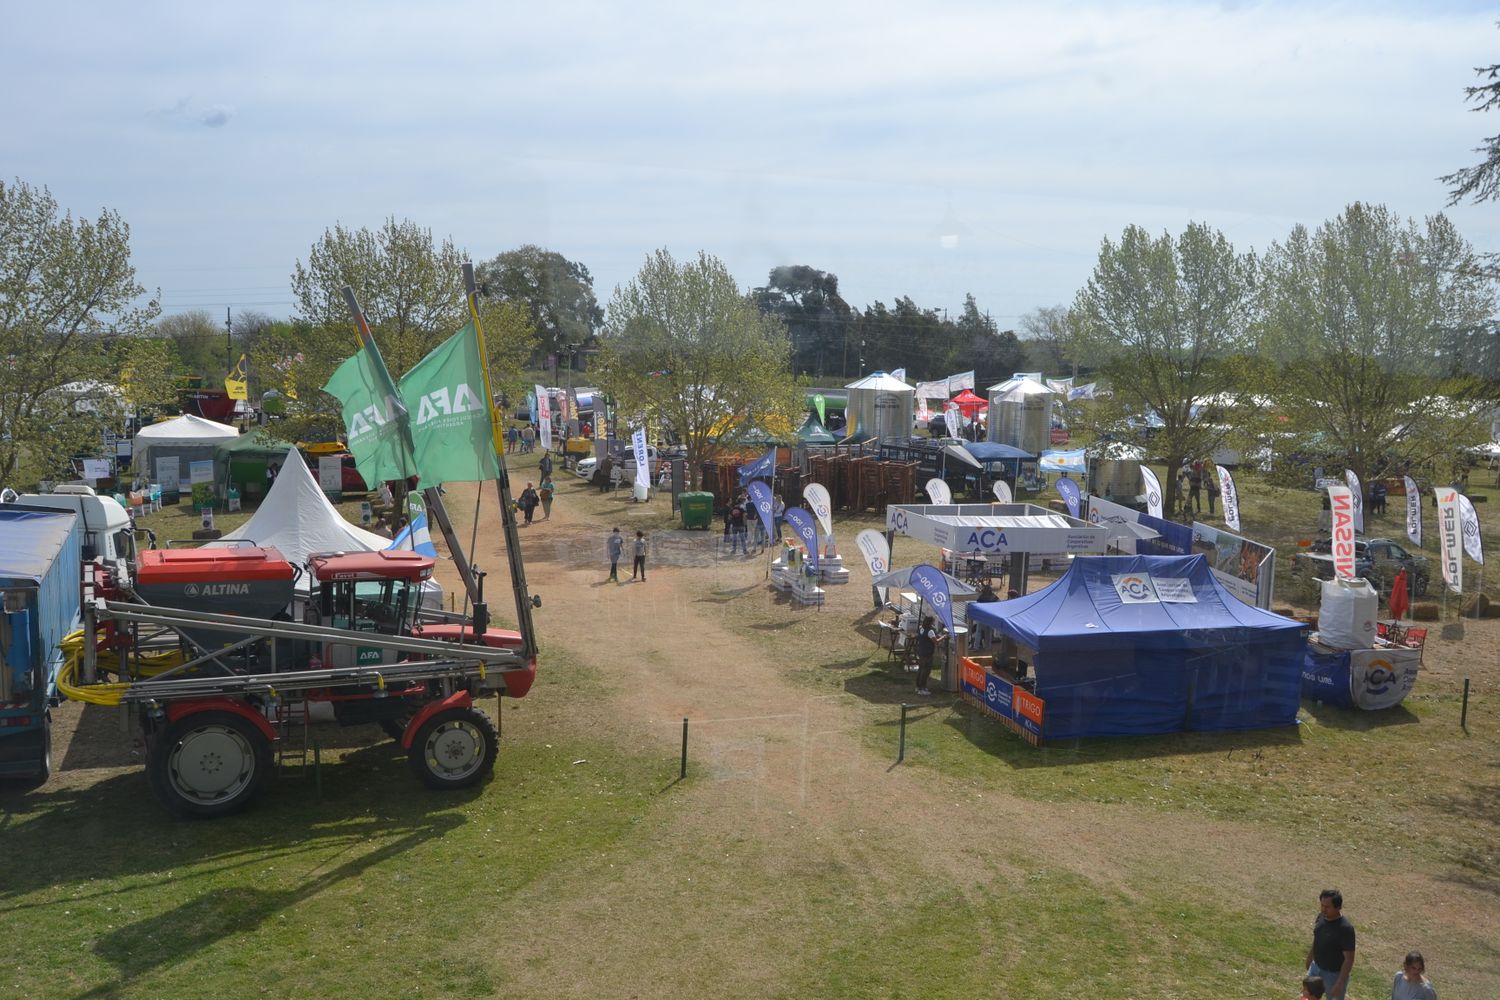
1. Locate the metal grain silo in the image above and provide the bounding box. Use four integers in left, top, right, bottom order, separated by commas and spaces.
844, 372, 915, 443
987, 376, 1055, 454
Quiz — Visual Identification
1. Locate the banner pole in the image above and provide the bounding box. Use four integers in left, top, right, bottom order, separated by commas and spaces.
464, 263, 538, 660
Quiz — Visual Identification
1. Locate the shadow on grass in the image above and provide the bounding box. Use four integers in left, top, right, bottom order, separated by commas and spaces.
0, 760, 473, 998
935, 699, 1306, 768
1429, 778, 1500, 898
1299, 700, 1422, 730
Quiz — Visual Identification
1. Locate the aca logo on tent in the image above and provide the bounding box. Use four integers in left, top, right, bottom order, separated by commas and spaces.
1112, 573, 1159, 603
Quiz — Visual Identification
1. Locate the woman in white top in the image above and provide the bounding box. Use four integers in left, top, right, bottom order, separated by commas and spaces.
1391, 950, 1437, 1000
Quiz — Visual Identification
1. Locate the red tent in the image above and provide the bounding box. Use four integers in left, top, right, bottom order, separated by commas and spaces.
950, 389, 988, 417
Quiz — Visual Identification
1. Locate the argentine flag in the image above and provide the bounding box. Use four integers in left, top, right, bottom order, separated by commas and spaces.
389, 493, 438, 557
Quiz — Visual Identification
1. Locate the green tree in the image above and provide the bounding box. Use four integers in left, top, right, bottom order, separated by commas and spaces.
1256, 203, 1495, 484
156, 309, 228, 379
751, 265, 854, 378
1442, 49, 1500, 205
1069, 222, 1259, 515
953, 293, 1026, 384
289, 218, 536, 438
0, 178, 158, 485
1018, 305, 1076, 377
474, 245, 602, 366
596, 249, 800, 488
118, 335, 180, 417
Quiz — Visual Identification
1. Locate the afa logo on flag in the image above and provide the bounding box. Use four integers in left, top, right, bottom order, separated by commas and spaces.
414, 383, 485, 425
346, 395, 402, 443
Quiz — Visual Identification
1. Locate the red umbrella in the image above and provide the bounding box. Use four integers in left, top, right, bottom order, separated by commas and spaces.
950, 389, 988, 418
1389, 568, 1410, 622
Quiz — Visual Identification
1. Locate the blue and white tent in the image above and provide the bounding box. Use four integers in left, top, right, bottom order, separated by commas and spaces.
966, 554, 1305, 740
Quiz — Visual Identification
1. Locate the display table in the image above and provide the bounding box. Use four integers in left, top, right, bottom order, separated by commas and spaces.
1302, 637, 1421, 710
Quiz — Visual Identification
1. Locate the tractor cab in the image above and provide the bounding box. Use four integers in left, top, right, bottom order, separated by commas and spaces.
306, 550, 433, 669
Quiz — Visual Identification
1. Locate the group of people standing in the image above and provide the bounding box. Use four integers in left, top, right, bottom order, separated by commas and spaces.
505, 423, 541, 454
606, 526, 648, 582
514, 452, 556, 526
722, 491, 784, 556
1298, 889, 1437, 1000
1178, 458, 1222, 517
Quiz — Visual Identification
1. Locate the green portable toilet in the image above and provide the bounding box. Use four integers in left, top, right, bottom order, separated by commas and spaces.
680, 491, 714, 530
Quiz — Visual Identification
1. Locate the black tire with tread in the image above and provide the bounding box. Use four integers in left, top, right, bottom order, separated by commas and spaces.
147, 710, 271, 818
406, 706, 497, 790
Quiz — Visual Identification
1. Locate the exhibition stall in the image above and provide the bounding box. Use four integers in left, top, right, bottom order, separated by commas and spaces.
964, 554, 1307, 742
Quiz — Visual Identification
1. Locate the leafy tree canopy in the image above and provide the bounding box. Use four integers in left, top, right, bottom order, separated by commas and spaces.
597, 249, 801, 488
0, 178, 158, 485
474, 245, 602, 366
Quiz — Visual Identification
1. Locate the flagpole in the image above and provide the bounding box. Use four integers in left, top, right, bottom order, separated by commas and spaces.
465, 263, 539, 660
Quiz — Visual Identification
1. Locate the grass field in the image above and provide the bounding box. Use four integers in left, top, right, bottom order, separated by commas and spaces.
2, 458, 1497, 997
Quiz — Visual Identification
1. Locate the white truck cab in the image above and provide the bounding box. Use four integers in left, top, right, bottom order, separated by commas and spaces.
2, 484, 136, 571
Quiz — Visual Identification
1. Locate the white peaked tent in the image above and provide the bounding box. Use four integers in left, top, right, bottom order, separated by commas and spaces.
208, 449, 447, 606
132, 414, 240, 476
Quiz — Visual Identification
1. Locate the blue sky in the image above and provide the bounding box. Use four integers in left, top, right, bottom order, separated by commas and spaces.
5, 1, 1498, 328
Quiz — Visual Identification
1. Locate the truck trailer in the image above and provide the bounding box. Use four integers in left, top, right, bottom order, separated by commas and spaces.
0, 507, 83, 782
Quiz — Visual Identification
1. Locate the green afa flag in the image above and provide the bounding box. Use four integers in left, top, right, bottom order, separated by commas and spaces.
399, 321, 500, 487
323, 348, 417, 487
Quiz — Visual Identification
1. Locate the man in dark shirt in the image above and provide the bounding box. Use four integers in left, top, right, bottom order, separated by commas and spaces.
1305, 889, 1356, 1000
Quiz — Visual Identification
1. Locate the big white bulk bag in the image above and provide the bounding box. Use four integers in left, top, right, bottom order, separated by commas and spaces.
1319, 577, 1378, 650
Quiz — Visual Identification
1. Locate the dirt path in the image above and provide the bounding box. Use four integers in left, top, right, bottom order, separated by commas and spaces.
436, 476, 1500, 996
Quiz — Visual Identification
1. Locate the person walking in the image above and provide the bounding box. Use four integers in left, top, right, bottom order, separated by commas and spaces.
538, 451, 554, 480
506, 425, 519, 453
1306, 889, 1356, 1000
521, 425, 535, 453
1390, 949, 1436, 1000
1206, 475, 1220, 516
606, 527, 624, 582
518, 482, 539, 526
631, 530, 647, 581
538, 476, 555, 520
1188, 461, 1203, 514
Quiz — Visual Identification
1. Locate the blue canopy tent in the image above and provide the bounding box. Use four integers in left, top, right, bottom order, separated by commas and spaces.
965, 555, 1306, 741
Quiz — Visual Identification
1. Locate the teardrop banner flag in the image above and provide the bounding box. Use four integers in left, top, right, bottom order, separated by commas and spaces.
803, 483, 834, 541
942, 403, 960, 439
784, 506, 820, 571
1215, 464, 1240, 532
1056, 476, 1081, 518
909, 563, 954, 633
1435, 487, 1463, 594
1458, 494, 1484, 565
991, 479, 1012, 503
925, 478, 952, 506
1403, 475, 1422, 548
856, 527, 891, 606
632, 427, 650, 492
812, 393, 826, 424
534, 382, 552, 453
1140, 466, 1163, 519
1326, 484, 1357, 580
1344, 469, 1364, 534
747, 480, 775, 540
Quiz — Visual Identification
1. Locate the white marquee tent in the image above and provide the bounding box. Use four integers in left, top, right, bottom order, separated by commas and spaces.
132, 414, 240, 478
209, 448, 442, 606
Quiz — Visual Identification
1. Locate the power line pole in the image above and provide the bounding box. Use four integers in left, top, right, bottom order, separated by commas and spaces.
225, 306, 233, 370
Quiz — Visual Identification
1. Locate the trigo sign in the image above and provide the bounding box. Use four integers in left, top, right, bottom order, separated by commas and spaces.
1325, 484, 1358, 580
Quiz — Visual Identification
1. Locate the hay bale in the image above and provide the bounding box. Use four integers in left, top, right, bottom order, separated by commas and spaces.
1462, 592, 1493, 617
1410, 602, 1440, 621
191, 528, 223, 540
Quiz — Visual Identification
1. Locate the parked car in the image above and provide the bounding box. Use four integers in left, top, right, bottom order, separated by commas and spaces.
575, 446, 659, 483
1291, 537, 1430, 595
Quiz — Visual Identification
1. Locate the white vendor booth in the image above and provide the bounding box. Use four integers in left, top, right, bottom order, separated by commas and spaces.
885, 502, 1109, 597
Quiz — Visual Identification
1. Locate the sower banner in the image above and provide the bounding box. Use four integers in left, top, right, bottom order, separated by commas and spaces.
1056, 476, 1081, 518
1141, 466, 1163, 519
942, 403, 960, 439
1404, 475, 1422, 548
1326, 484, 1357, 580
909, 563, 954, 633
1435, 488, 1463, 595
1215, 465, 1240, 532
803, 483, 833, 541
747, 480, 775, 540
784, 507, 820, 571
